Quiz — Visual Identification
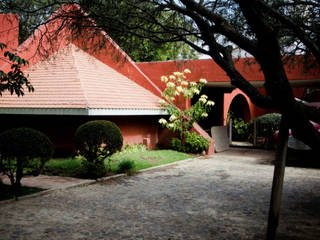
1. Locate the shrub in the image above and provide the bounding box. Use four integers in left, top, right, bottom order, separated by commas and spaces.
158, 69, 214, 150
227, 111, 249, 141
118, 159, 136, 175
170, 132, 209, 154
81, 160, 107, 179
75, 120, 123, 178
0, 127, 54, 189
75, 120, 123, 162
123, 143, 147, 153
249, 113, 282, 148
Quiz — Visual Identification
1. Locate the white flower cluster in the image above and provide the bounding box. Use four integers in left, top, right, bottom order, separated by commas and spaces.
159, 118, 167, 124
166, 82, 175, 88
199, 94, 208, 103
184, 68, 191, 74
199, 78, 207, 84
206, 100, 215, 106
161, 76, 168, 82
159, 99, 166, 104
169, 114, 177, 121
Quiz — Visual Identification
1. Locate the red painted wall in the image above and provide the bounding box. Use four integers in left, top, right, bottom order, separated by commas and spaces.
138, 58, 320, 88
0, 115, 162, 156
0, 14, 19, 67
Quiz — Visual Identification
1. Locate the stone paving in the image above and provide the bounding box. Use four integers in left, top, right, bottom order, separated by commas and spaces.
0, 148, 319, 240
0, 174, 88, 189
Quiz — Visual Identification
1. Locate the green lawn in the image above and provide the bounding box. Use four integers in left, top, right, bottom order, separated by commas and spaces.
42, 150, 192, 178
43, 158, 84, 177
108, 149, 192, 172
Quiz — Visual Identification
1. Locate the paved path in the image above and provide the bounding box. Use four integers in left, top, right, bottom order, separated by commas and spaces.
0, 148, 319, 239
0, 174, 88, 189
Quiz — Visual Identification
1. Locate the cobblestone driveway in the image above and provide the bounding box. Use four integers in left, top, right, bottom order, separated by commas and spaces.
0, 149, 319, 239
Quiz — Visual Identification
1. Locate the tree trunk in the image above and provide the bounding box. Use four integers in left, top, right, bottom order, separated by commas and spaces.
267, 115, 289, 240
13, 158, 23, 191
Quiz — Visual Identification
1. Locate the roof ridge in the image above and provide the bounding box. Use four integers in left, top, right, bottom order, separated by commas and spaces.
70, 44, 90, 108
69, 44, 162, 110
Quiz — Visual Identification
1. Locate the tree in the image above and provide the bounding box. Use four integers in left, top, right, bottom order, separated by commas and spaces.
2, 0, 318, 148
0, 0, 199, 61
0, 128, 54, 190
158, 69, 213, 153
0, 43, 34, 96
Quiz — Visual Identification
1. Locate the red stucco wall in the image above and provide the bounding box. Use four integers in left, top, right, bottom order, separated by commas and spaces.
0, 14, 19, 67
0, 115, 162, 156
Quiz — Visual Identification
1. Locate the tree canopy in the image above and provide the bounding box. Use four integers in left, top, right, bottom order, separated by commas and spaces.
0, 0, 199, 61
1, 0, 319, 149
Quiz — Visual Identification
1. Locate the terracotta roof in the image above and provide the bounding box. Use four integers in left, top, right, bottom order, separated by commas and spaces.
0, 4, 162, 98
0, 44, 163, 114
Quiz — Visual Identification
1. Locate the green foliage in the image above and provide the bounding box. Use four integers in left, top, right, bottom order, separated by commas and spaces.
34, 150, 192, 179
75, 120, 123, 162
0, 128, 54, 188
170, 138, 183, 152
170, 132, 210, 154
250, 113, 282, 128
117, 159, 136, 175
0, 42, 34, 96
227, 111, 249, 141
43, 158, 84, 178
75, 120, 123, 179
79, 1, 199, 61
109, 150, 192, 172
233, 117, 249, 140
158, 70, 214, 153
123, 143, 147, 153
249, 113, 282, 148
81, 160, 107, 179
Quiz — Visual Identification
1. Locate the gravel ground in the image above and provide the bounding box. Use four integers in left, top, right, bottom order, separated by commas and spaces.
0, 148, 319, 240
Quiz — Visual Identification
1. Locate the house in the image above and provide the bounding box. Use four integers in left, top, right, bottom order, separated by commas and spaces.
0, 5, 319, 156
0, 7, 170, 156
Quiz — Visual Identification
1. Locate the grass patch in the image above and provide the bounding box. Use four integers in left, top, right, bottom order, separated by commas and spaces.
43, 158, 84, 177
42, 149, 192, 178
0, 183, 44, 201
108, 150, 192, 172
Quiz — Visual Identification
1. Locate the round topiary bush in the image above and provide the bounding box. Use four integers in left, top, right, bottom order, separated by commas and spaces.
75, 120, 123, 162
0, 127, 54, 188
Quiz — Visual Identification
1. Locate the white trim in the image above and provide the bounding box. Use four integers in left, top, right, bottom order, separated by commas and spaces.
0, 108, 168, 116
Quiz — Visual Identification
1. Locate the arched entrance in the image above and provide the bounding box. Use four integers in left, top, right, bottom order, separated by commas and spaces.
223, 89, 253, 125
229, 94, 251, 122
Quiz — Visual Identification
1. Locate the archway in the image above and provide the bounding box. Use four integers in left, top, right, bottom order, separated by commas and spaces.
223, 89, 253, 125
223, 90, 252, 142
229, 94, 251, 123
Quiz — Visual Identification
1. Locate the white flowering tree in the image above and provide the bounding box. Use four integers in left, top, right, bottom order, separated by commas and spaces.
158, 69, 214, 152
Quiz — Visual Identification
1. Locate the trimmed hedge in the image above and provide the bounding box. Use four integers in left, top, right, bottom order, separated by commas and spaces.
0, 128, 54, 160
75, 120, 123, 162
74, 120, 123, 178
